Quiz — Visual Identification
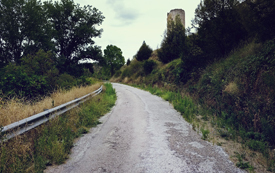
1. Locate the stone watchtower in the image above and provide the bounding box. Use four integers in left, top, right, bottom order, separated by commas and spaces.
167, 9, 185, 28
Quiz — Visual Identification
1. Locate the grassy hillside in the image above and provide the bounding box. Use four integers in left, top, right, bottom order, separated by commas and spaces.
111, 40, 275, 172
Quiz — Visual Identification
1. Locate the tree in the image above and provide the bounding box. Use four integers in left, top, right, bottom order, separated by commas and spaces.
239, 0, 275, 41
136, 41, 153, 61
158, 15, 188, 63
193, 0, 247, 59
126, 59, 131, 66
0, 0, 52, 66
103, 45, 125, 76
43, 0, 104, 73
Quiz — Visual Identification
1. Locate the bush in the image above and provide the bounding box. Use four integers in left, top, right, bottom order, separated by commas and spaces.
0, 50, 61, 99
136, 41, 153, 61
143, 60, 156, 74
55, 73, 76, 90
0, 65, 50, 98
114, 70, 122, 78
121, 59, 143, 79
121, 68, 132, 78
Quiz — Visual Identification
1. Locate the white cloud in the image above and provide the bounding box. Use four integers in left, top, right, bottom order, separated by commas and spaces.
106, 0, 139, 26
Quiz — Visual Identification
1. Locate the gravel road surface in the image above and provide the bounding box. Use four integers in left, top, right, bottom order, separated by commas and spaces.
45, 83, 245, 173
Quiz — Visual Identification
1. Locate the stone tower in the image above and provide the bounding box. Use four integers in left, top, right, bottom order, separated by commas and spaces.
167, 9, 185, 28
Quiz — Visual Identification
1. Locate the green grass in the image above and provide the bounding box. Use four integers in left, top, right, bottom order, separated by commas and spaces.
200, 127, 210, 140
233, 152, 254, 171
133, 84, 198, 124
0, 83, 116, 173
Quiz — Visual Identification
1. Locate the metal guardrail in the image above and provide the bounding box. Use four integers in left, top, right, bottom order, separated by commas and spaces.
1, 85, 103, 141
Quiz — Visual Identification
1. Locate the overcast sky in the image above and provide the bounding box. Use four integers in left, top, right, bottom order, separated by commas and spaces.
51, 0, 202, 61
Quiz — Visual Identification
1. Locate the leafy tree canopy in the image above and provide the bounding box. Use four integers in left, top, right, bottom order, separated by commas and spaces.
103, 45, 125, 76
239, 0, 275, 41
0, 0, 104, 73
43, 0, 104, 66
192, 0, 247, 59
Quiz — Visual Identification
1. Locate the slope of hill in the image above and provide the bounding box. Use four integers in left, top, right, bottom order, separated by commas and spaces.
111, 40, 275, 172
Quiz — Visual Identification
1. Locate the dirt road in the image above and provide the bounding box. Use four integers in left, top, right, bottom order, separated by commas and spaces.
45, 83, 245, 173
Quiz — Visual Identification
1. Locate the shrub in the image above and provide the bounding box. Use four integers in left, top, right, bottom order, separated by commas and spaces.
0, 50, 59, 99
143, 60, 156, 75
0, 64, 50, 99
114, 70, 122, 78
121, 59, 143, 78
136, 41, 153, 61
55, 73, 76, 90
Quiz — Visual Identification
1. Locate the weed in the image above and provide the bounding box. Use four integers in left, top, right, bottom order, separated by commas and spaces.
233, 152, 254, 171
200, 127, 210, 140
267, 160, 275, 172
246, 140, 269, 157
0, 83, 116, 172
217, 142, 223, 146
218, 128, 230, 139
161, 91, 174, 101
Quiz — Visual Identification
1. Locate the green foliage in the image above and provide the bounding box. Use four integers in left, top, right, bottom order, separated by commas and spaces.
43, 0, 104, 69
0, 0, 104, 76
0, 49, 97, 99
55, 73, 76, 90
0, 0, 52, 65
193, 0, 247, 59
158, 15, 188, 63
143, 60, 156, 75
114, 70, 122, 78
173, 94, 197, 123
267, 160, 275, 172
120, 59, 143, 79
0, 50, 57, 98
240, 0, 275, 41
161, 91, 174, 101
136, 84, 197, 124
126, 59, 131, 66
191, 40, 275, 151
103, 45, 125, 76
246, 140, 268, 156
136, 41, 153, 61
233, 152, 254, 171
200, 127, 210, 140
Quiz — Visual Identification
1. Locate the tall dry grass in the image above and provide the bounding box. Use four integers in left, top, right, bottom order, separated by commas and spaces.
0, 83, 101, 126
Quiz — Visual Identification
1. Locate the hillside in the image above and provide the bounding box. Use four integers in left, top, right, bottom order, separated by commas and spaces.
111, 39, 275, 172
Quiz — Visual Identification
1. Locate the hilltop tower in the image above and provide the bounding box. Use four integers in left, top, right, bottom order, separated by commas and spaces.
167, 9, 185, 28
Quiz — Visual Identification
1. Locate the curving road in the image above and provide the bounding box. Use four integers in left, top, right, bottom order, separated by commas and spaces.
45, 83, 245, 173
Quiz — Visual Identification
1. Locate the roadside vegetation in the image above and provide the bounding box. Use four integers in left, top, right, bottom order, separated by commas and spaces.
0, 83, 116, 172
0, 1, 120, 172
111, 0, 275, 172
0, 81, 100, 126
